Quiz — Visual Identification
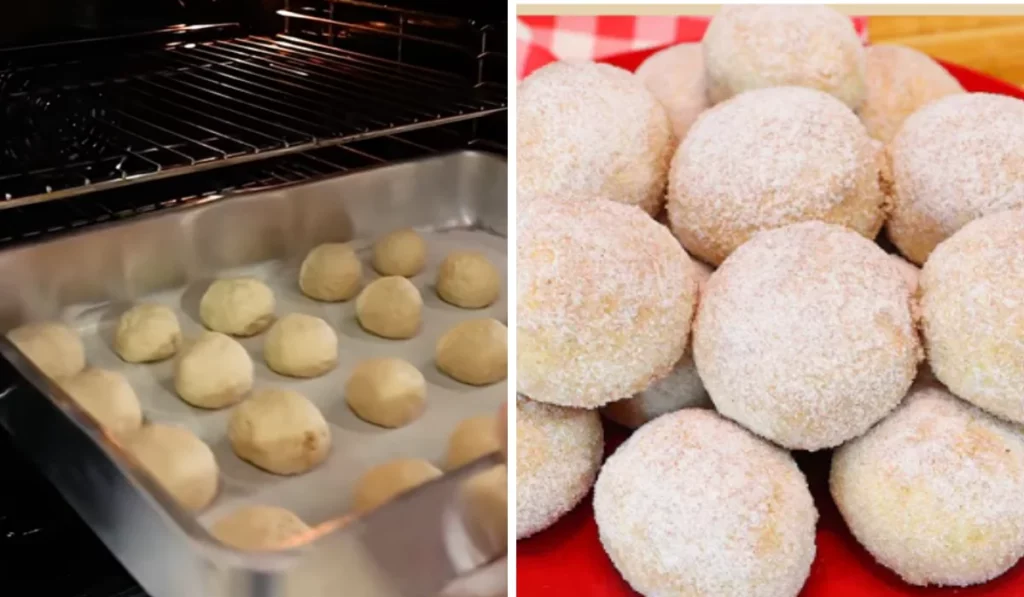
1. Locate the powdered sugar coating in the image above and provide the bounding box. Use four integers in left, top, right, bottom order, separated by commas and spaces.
885, 92, 1024, 264
517, 395, 603, 539
667, 86, 886, 266
634, 43, 710, 139
920, 209, 1024, 424
889, 253, 921, 298
517, 61, 673, 214
695, 222, 922, 450
518, 199, 698, 408
703, 5, 866, 108
831, 386, 1024, 586
594, 409, 817, 596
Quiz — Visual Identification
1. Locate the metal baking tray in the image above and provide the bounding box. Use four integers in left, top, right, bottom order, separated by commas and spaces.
0, 150, 508, 597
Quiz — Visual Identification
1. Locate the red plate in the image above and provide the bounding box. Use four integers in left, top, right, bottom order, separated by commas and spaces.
516, 44, 1024, 597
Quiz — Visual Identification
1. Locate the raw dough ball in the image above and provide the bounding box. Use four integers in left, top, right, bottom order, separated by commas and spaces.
345, 358, 426, 428
355, 276, 422, 339
199, 277, 275, 337
667, 86, 885, 266
921, 210, 1024, 424
831, 385, 1024, 586
517, 396, 602, 539
436, 319, 507, 386
211, 505, 311, 551
115, 304, 182, 363
594, 410, 818, 597
885, 93, 1024, 264
175, 331, 253, 409
436, 251, 501, 309
229, 388, 331, 475
372, 228, 426, 277
460, 465, 507, 555
123, 424, 218, 512
634, 43, 709, 139
703, 5, 866, 108
858, 44, 964, 143
59, 368, 143, 436
446, 414, 502, 470
694, 222, 921, 450
518, 199, 698, 407
517, 61, 673, 214
7, 321, 85, 380
299, 242, 363, 301
352, 458, 442, 514
263, 313, 338, 378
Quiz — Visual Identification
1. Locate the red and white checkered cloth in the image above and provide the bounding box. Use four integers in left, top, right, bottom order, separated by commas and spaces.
517, 15, 869, 81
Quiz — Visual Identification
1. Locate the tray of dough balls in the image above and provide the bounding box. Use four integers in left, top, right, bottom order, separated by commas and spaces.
0, 151, 508, 595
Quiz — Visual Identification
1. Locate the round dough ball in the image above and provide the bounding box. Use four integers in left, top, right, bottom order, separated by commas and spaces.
229, 388, 331, 475
831, 385, 1024, 586
199, 277, 275, 337
372, 228, 426, 277
517, 61, 673, 214
352, 458, 442, 514
123, 423, 218, 512
175, 331, 253, 409
299, 242, 363, 301
436, 319, 507, 386
263, 313, 337, 378
703, 5, 866, 108
355, 276, 422, 339
211, 505, 311, 551
446, 414, 501, 470
634, 42, 709, 139
667, 86, 885, 266
459, 465, 507, 555
885, 93, 1024, 264
858, 44, 964, 143
694, 222, 922, 450
345, 358, 426, 428
59, 368, 143, 436
436, 251, 501, 309
594, 409, 818, 597
889, 253, 921, 298
7, 321, 85, 380
518, 199, 698, 407
517, 396, 602, 539
115, 304, 182, 363
921, 210, 1024, 424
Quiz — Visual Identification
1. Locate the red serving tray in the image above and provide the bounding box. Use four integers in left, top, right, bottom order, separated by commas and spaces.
516, 44, 1024, 597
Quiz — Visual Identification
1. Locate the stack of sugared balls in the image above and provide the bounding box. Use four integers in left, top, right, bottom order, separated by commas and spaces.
516, 5, 1024, 596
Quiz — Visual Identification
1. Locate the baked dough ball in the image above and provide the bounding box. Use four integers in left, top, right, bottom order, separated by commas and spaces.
355, 276, 422, 339
372, 228, 425, 278
518, 199, 698, 407
831, 385, 1024, 586
345, 358, 426, 428
436, 251, 501, 309
703, 5, 866, 108
921, 210, 1024, 424
459, 465, 507, 555
889, 254, 921, 298
263, 313, 338, 378
517, 61, 673, 214
446, 414, 502, 470
694, 222, 921, 450
122, 424, 218, 512
667, 86, 885, 266
436, 318, 507, 386
594, 410, 818, 597
199, 277, 275, 337
885, 93, 1024, 264
115, 304, 182, 363
352, 458, 442, 514
517, 396, 602, 539
211, 505, 311, 551
858, 44, 964, 143
59, 368, 143, 436
175, 331, 253, 409
634, 42, 709, 139
299, 242, 363, 301
228, 388, 331, 475
7, 321, 85, 380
